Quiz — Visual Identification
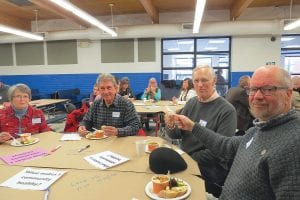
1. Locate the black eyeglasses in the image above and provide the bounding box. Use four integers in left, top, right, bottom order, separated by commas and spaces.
246, 86, 288, 96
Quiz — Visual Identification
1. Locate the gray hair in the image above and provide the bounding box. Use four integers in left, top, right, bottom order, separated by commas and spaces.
192, 65, 216, 79
96, 73, 118, 87
238, 75, 250, 88
8, 83, 31, 101
254, 65, 292, 88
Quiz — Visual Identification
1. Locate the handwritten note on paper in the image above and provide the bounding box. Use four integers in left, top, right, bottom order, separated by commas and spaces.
0, 148, 48, 165
60, 133, 82, 141
0, 167, 66, 190
84, 151, 129, 169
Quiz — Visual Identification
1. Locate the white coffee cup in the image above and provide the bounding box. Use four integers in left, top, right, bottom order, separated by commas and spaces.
135, 140, 146, 156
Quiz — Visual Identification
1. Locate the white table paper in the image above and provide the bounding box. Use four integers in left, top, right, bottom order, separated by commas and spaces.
60, 133, 82, 141
0, 167, 66, 190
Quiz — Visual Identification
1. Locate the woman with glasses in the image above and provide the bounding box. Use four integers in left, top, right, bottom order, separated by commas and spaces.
0, 83, 50, 143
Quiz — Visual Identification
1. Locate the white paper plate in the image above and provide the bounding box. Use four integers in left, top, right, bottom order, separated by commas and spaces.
85, 134, 108, 140
144, 180, 191, 200
10, 138, 39, 147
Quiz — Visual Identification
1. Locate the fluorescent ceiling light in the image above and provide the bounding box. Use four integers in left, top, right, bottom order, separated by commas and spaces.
193, 0, 207, 34
281, 37, 295, 42
49, 0, 117, 37
284, 19, 300, 30
208, 39, 225, 44
0, 24, 43, 41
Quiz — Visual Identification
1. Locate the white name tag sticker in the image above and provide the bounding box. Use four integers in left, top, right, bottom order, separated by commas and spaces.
246, 137, 253, 149
32, 118, 41, 124
199, 119, 207, 127
112, 112, 120, 118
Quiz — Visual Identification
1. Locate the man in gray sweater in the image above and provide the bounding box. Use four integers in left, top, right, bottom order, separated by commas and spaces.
165, 65, 237, 197
173, 65, 300, 199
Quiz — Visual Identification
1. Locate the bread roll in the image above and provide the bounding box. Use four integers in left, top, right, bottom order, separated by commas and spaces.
157, 185, 188, 198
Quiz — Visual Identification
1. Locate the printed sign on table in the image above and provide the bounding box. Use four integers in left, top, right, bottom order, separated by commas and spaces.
84, 151, 129, 169
0, 148, 48, 165
0, 167, 66, 190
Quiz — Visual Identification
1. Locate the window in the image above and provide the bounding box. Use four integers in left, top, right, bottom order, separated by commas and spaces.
281, 34, 300, 75
162, 37, 231, 96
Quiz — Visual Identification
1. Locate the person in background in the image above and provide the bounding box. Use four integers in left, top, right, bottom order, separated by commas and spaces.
141, 77, 161, 131
141, 77, 161, 101
291, 76, 300, 111
89, 84, 101, 105
172, 77, 196, 103
78, 73, 140, 137
215, 69, 227, 97
226, 75, 254, 135
0, 81, 10, 104
0, 83, 50, 143
118, 77, 135, 100
173, 65, 300, 199
165, 65, 237, 197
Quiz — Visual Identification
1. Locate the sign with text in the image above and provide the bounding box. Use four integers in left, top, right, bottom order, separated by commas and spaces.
84, 151, 129, 169
0, 148, 48, 165
0, 167, 66, 190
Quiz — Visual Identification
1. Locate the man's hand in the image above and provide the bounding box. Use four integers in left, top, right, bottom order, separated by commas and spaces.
102, 126, 118, 136
174, 114, 195, 132
0, 132, 12, 143
78, 126, 89, 136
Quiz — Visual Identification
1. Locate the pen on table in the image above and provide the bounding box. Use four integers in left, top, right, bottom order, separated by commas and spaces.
78, 145, 90, 152
44, 188, 50, 200
50, 145, 62, 153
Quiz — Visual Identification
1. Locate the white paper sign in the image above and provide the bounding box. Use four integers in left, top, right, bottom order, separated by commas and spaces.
0, 167, 66, 190
84, 151, 129, 169
60, 133, 82, 141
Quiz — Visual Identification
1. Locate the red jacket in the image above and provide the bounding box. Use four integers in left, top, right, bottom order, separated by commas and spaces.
64, 102, 89, 132
0, 104, 50, 137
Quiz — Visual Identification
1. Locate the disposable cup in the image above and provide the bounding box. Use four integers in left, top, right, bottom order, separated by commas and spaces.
135, 140, 146, 156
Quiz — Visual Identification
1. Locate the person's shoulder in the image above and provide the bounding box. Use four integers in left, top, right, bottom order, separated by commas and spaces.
216, 97, 236, 110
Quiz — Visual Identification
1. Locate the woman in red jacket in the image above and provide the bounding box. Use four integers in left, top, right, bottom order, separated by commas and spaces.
0, 84, 50, 143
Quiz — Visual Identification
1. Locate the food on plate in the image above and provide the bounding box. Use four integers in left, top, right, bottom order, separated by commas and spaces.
101, 125, 107, 130
86, 130, 104, 139
152, 175, 170, 194
19, 133, 32, 144
148, 141, 159, 152
157, 178, 188, 198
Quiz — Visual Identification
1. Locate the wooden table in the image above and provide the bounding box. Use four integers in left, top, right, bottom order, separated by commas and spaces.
133, 100, 184, 114
0, 165, 206, 200
29, 99, 69, 108
0, 132, 206, 200
29, 99, 70, 122
133, 100, 184, 136
0, 132, 199, 175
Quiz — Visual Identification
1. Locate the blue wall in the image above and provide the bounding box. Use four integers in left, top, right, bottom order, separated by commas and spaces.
230, 71, 253, 87
0, 73, 161, 100
1, 71, 254, 102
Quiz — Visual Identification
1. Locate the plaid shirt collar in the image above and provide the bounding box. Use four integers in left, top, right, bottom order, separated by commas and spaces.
99, 94, 122, 108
